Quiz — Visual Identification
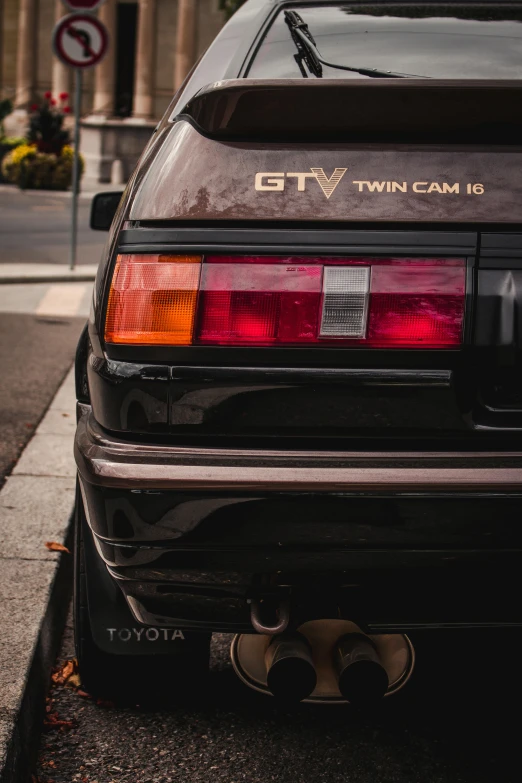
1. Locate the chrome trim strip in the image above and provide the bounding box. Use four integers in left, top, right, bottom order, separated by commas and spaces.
75, 412, 522, 493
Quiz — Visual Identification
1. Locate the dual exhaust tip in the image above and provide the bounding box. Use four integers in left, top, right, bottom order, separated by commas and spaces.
265, 631, 389, 705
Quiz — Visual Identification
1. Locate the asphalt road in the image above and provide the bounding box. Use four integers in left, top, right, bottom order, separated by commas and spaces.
0, 186, 105, 266
0, 312, 85, 487
36, 616, 522, 783
0, 185, 96, 484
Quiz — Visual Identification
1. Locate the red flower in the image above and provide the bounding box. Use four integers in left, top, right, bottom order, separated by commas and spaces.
50, 99, 57, 106
63, 106, 72, 114
30, 103, 39, 111
44, 91, 52, 99
59, 92, 69, 101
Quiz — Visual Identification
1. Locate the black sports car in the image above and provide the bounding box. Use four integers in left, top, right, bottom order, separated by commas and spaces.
75, 0, 522, 704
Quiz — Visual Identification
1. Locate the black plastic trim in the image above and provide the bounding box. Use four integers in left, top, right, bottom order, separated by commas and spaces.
479, 234, 522, 267
481, 233, 522, 251
119, 227, 477, 254
169, 366, 452, 387
104, 344, 463, 366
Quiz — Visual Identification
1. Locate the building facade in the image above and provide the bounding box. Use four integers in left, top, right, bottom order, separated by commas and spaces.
0, 0, 226, 180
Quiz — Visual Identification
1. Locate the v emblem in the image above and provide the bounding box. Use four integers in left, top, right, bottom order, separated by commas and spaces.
310, 168, 347, 199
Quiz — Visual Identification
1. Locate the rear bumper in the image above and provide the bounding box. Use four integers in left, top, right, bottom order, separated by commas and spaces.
75, 406, 522, 632
76, 404, 522, 492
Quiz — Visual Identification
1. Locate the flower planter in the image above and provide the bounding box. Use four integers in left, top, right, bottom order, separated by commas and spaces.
0, 138, 25, 184
1, 144, 84, 191
1, 92, 82, 190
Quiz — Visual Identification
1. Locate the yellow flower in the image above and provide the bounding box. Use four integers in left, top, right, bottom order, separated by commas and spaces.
11, 143, 37, 165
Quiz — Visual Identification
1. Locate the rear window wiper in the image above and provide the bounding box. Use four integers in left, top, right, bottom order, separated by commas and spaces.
284, 10, 429, 79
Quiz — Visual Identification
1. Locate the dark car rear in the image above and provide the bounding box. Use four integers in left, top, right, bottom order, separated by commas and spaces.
74, 0, 522, 703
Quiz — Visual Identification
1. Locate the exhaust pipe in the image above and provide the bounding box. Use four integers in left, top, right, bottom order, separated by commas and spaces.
333, 633, 389, 705
265, 632, 317, 702
231, 621, 414, 704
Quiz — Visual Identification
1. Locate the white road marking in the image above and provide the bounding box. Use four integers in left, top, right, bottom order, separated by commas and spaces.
35, 283, 88, 317
0, 283, 50, 314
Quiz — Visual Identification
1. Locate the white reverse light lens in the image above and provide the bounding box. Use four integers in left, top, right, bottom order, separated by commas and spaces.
320, 266, 370, 338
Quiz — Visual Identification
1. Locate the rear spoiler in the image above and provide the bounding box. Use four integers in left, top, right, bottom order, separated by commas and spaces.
177, 79, 522, 144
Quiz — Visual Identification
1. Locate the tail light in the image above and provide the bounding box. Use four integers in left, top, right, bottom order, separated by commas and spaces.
105, 254, 201, 345
105, 254, 465, 348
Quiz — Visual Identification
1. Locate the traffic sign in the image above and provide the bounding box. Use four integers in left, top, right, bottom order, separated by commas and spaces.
52, 13, 109, 70
52, 13, 110, 272
62, 0, 106, 11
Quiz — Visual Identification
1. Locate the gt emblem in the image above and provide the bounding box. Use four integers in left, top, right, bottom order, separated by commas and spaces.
310, 168, 348, 199
255, 168, 347, 199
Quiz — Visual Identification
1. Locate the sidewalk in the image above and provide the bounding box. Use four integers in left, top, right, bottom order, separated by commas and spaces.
0, 263, 98, 285
0, 368, 76, 783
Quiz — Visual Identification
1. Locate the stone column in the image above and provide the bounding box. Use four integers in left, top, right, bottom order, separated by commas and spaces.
15, 0, 37, 107
92, 0, 116, 116
174, 0, 197, 92
52, 0, 70, 100
0, 0, 4, 94
133, 0, 156, 119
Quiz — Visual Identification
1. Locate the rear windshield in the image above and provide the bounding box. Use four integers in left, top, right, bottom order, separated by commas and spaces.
247, 3, 522, 79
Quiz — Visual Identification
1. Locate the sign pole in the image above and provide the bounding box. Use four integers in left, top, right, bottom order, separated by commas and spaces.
53, 11, 109, 269
70, 68, 82, 271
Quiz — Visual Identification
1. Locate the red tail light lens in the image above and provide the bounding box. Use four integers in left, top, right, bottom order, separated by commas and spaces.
195, 256, 465, 348
367, 262, 465, 347
196, 263, 322, 344
105, 255, 465, 348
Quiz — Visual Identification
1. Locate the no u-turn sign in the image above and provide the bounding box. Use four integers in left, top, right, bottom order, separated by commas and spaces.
51, 9, 110, 271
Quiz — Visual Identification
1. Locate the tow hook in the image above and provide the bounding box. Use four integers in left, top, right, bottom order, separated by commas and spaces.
249, 598, 291, 635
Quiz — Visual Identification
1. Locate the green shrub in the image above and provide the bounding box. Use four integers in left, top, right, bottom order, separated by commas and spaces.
2, 136, 26, 148
1, 143, 84, 191
0, 136, 26, 183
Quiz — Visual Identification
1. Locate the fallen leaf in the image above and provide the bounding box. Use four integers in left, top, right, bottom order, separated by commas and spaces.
68, 673, 81, 688
43, 711, 75, 731
45, 541, 70, 554
51, 658, 81, 689
54, 660, 74, 682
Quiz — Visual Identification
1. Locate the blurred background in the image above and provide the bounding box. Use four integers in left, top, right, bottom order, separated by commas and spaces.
0, 0, 246, 185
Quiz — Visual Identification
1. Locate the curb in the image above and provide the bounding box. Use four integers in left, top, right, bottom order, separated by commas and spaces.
0, 273, 96, 285
0, 265, 98, 285
0, 368, 77, 783
0, 524, 74, 783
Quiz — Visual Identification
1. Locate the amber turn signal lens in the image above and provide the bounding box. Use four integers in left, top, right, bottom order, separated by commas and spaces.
105, 254, 202, 345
